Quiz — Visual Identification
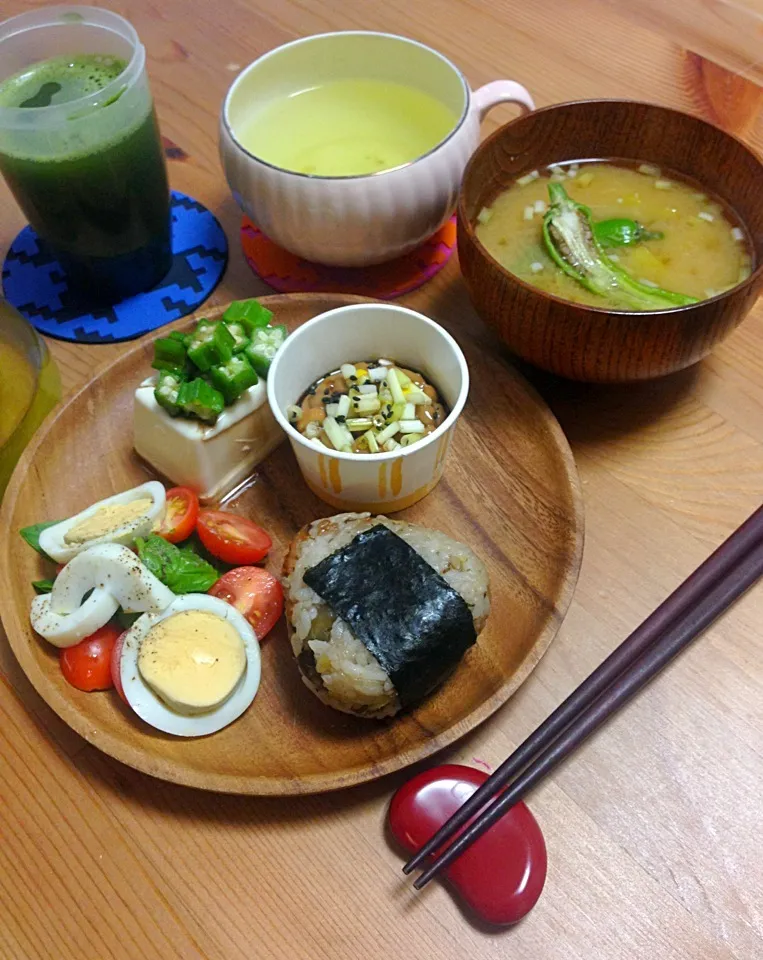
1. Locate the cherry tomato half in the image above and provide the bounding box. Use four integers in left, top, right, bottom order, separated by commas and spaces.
110, 630, 128, 704
60, 623, 121, 692
156, 486, 200, 544
208, 566, 284, 641
197, 510, 272, 565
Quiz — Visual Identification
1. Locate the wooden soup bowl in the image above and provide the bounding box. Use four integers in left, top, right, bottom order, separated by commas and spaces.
457, 99, 763, 382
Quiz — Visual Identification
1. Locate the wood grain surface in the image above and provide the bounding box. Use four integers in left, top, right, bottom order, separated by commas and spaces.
0, 295, 582, 794
1, 1, 762, 958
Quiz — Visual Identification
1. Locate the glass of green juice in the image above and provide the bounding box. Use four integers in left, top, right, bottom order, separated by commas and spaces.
0, 6, 172, 301
0, 299, 61, 500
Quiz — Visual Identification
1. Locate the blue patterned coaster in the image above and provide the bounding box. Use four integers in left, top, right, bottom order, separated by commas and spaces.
1, 191, 228, 344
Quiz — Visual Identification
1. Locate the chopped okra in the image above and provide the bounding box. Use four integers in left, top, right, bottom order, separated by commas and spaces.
149, 300, 288, 424
186, 320, 235, 371
208, 354, 259, 404
245, 324, 287, 377
176, 378, 225, 423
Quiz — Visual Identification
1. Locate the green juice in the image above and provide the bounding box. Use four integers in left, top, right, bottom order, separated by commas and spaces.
0, 54, 171, 299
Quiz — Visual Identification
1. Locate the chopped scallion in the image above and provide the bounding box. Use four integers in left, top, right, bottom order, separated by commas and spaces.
375, 422, 400, 445
402, 388, 431, 406
516, 170, 539, 186
389, 401, 406, 422
399, 420, 426, 434
345, 417, 374, 432
323, 416, 353, 452
354, 396, 381, 415
386, 368, 406, 405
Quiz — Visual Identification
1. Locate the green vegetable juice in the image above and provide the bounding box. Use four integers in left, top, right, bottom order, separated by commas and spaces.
236, 78, 458, 176
0, 54, 171, 299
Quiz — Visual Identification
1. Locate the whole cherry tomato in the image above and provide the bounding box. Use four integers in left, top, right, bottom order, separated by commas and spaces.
60, 623, 121, 692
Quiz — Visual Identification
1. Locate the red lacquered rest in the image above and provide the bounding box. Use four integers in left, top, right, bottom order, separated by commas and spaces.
389, 764, 547, 926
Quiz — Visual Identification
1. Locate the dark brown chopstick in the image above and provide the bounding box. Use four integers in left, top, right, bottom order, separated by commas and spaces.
405, 505, 763, 888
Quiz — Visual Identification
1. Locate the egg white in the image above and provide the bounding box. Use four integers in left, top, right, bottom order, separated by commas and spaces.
31, 588, 119, 648
119, 594, 261, 737
30, 543, 176, 648
38, 481, 167, 563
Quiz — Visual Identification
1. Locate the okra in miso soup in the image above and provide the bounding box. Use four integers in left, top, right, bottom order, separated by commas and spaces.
475, 161, 753, 311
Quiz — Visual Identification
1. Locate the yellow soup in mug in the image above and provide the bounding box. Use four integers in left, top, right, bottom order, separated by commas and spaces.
475, 161, 753, 310
235, 78, 459, 177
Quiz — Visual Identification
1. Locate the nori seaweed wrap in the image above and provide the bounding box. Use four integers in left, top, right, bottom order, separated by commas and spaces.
282, 513, 490, 718
304, 525, 477, 707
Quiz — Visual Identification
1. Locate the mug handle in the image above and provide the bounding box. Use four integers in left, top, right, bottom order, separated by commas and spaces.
473, 81, 534, 122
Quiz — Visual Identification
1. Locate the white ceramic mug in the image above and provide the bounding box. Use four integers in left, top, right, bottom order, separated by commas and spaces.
220, 31, 534, 267
266, 303, 469, 513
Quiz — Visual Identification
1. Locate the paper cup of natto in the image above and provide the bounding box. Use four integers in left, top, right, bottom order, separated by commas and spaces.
267, 304, 469, 513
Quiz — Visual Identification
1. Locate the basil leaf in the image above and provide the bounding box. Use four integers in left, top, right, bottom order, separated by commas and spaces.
20, 520, 62, 559
32, 579, 56, 594
135, 534, 218, 594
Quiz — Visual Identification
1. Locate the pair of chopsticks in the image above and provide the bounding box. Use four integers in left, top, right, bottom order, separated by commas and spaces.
404, 503, 763, 889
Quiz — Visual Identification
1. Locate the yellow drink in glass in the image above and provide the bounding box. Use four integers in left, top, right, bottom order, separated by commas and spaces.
0, 300, 61, 498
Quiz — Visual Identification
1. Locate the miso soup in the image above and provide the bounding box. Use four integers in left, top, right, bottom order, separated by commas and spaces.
475, 161, 753, 310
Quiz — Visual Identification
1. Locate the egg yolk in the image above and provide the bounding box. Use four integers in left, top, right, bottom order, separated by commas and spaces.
138, 610, 246, 714
64, 497, 153, 544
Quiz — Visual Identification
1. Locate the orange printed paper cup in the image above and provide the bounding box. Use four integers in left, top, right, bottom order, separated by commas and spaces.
266, 304, 469, 513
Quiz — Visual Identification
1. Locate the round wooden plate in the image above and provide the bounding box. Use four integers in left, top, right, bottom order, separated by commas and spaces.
0, 294, 584, 795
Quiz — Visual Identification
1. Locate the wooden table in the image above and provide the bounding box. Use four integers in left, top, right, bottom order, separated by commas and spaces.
2, 2, 762, 957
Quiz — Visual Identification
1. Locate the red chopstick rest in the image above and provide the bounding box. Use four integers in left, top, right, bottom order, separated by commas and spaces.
389, 764, 547, 925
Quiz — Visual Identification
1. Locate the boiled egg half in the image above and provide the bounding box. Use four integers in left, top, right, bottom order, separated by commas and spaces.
118, 594, 261, 737
39, 481, 167, 563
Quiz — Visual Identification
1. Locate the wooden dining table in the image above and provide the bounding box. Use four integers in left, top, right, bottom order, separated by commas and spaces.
2, 0, 762, 957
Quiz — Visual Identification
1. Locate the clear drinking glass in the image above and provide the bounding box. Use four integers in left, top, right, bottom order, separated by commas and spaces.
0, 6, 172, 300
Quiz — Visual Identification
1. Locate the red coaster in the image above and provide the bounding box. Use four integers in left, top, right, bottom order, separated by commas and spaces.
240, 216, 456, 300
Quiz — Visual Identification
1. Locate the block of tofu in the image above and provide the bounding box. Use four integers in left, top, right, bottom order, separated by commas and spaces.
133, 377, 284, 501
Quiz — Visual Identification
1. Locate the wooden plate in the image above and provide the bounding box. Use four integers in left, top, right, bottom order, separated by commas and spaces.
0, 294, 583, 795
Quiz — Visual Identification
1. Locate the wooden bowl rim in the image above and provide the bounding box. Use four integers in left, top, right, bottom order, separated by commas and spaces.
457, 97, 763, 319
0, 293, 585, 795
